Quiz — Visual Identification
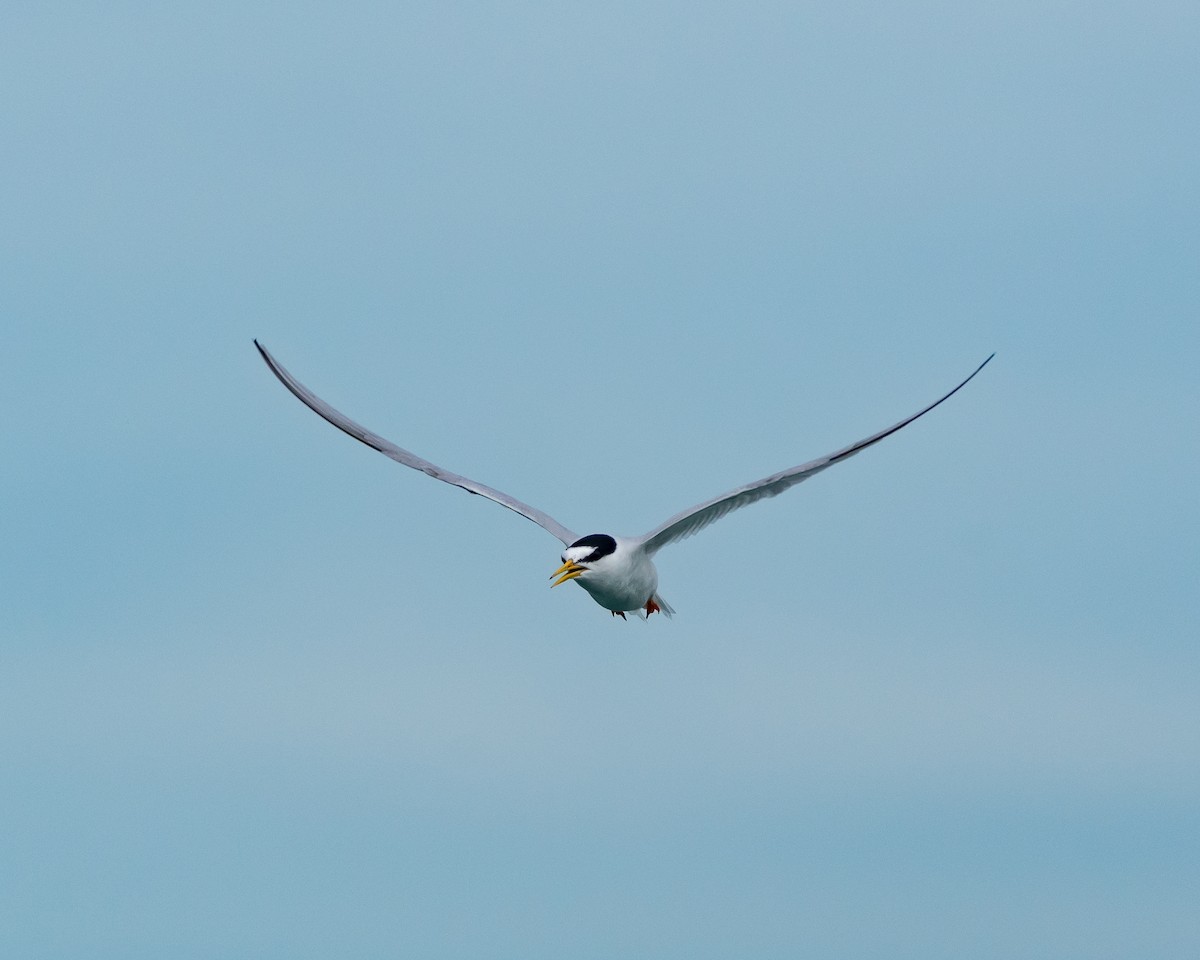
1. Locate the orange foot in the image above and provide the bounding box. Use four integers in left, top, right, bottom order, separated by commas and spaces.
611, 610, 627, 619
644, 597, 661, 617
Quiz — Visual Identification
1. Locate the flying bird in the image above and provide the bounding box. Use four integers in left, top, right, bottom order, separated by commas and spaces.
254, 341, 993, 619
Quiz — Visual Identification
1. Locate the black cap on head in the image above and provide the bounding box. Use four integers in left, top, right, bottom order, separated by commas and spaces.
567, 533, 617, 563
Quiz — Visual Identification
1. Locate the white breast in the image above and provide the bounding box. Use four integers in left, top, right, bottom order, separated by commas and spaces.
574, 543, 659, 613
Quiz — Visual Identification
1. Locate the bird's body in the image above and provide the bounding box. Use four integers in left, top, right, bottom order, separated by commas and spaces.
254, 341, 992, 619
551, 534, 671, 619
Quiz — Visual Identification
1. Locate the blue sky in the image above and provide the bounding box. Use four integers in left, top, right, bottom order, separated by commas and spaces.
2, 1, 1197, 957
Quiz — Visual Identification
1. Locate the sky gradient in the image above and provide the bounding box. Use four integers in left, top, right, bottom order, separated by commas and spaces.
2, 2, 1198, 957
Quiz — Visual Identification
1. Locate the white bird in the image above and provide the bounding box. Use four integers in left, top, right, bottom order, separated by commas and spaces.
255, 341, 993, 619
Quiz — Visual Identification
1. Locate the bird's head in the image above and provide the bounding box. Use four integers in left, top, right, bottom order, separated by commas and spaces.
550, 533, 618, 587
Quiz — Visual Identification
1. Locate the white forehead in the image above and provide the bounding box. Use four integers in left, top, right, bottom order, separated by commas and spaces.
563, 545, 593, 562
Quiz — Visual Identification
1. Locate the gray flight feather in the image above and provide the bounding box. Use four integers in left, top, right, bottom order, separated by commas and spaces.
634, 354, 995, 556
255, 341, 578, 546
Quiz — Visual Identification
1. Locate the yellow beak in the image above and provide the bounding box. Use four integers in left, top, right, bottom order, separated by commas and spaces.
549, 560, 586, 588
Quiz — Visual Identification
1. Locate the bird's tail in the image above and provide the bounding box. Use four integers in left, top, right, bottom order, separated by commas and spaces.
635, 592, 674, 620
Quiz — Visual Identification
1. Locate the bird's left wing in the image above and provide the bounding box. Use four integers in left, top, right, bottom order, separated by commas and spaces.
634, 354, 994, 556
255, 341, 578, 545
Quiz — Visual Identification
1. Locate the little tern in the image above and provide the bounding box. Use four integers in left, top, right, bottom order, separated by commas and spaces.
255, 341, 992, 619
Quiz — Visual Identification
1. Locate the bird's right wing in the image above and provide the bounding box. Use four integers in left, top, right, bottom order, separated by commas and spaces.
255, 341, 578, 546
634, 354, 994, 556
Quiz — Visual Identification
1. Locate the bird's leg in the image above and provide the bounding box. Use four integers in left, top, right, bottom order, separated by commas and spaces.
611, 610, 627, 620
644, 597, 661, 617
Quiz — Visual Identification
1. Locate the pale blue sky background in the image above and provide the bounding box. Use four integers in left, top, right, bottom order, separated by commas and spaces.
2, 1, 1197, 957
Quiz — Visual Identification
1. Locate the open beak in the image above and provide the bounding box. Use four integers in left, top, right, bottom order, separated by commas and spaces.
549, 560, 586, 588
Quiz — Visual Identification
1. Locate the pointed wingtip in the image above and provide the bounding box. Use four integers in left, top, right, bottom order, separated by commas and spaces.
253, 339, 278, 371
961, 352, 995, 384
